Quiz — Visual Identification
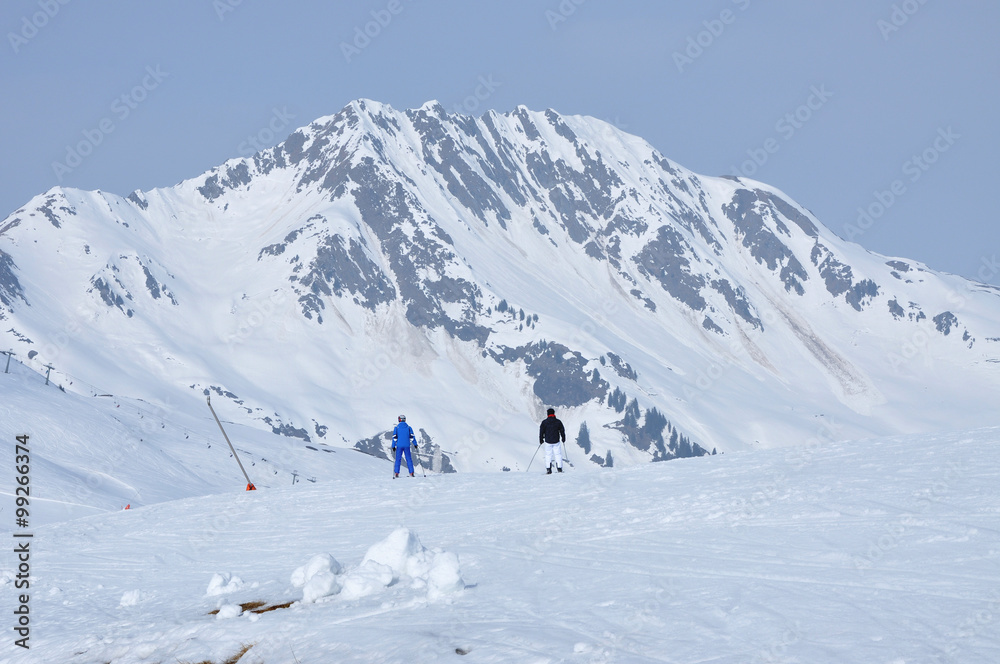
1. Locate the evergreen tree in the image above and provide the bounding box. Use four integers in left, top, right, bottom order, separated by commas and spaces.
607, 387, 627, 412
678, 435, 692, 458
577, 422, 592, 454
643, 407, 668, 438
623, 398, 641, 428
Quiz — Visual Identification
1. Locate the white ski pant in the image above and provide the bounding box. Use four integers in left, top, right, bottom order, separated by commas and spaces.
543, 442, 563, 469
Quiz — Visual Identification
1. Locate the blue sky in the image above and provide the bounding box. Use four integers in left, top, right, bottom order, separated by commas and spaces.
1, 0, 997, 281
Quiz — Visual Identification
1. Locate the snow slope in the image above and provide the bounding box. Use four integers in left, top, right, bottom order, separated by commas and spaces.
0, 356, 389, 527
2, 427, 997, 663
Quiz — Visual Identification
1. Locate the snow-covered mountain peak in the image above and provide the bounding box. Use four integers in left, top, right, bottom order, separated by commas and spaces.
2, 101, 1000, 475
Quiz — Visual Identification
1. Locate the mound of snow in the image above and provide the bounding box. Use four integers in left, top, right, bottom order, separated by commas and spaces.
426, 550, 464, 600
118, 589, 144, 607
362, 527, 425, 580
291, 553, 343, 604
288, 529, 465, 604
360, 527, 465, 599
205, 572, 245, 596
215, 604, 243, 620
339, 560, 395, 600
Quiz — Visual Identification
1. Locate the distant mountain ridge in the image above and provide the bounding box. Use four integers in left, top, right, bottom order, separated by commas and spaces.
3, 99, 999, 471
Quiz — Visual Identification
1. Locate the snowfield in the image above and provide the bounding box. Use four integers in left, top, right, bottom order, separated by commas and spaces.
4, 99, 999, 664
2, 422, 998, 663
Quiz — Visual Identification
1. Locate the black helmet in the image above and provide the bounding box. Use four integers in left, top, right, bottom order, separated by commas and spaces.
547, 408, 555, 416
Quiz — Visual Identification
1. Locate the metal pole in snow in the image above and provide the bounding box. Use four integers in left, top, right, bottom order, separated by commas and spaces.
2, 350, 11, 374
44, 364, 53, 385
206, 394, 256, 490
526, 444, 541, 472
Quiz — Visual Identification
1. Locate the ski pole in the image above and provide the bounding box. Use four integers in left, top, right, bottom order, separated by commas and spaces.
526, 444, 541, 472
415, 449, 426, 477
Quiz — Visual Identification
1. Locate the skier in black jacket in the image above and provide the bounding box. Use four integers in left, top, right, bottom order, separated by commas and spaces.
538, 408, 566, 474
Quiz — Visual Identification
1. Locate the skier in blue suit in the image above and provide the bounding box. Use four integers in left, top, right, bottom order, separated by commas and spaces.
392, 415, 418, 478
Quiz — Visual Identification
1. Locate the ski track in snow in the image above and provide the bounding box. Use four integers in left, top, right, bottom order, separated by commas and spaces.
1, 427, 998, 663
